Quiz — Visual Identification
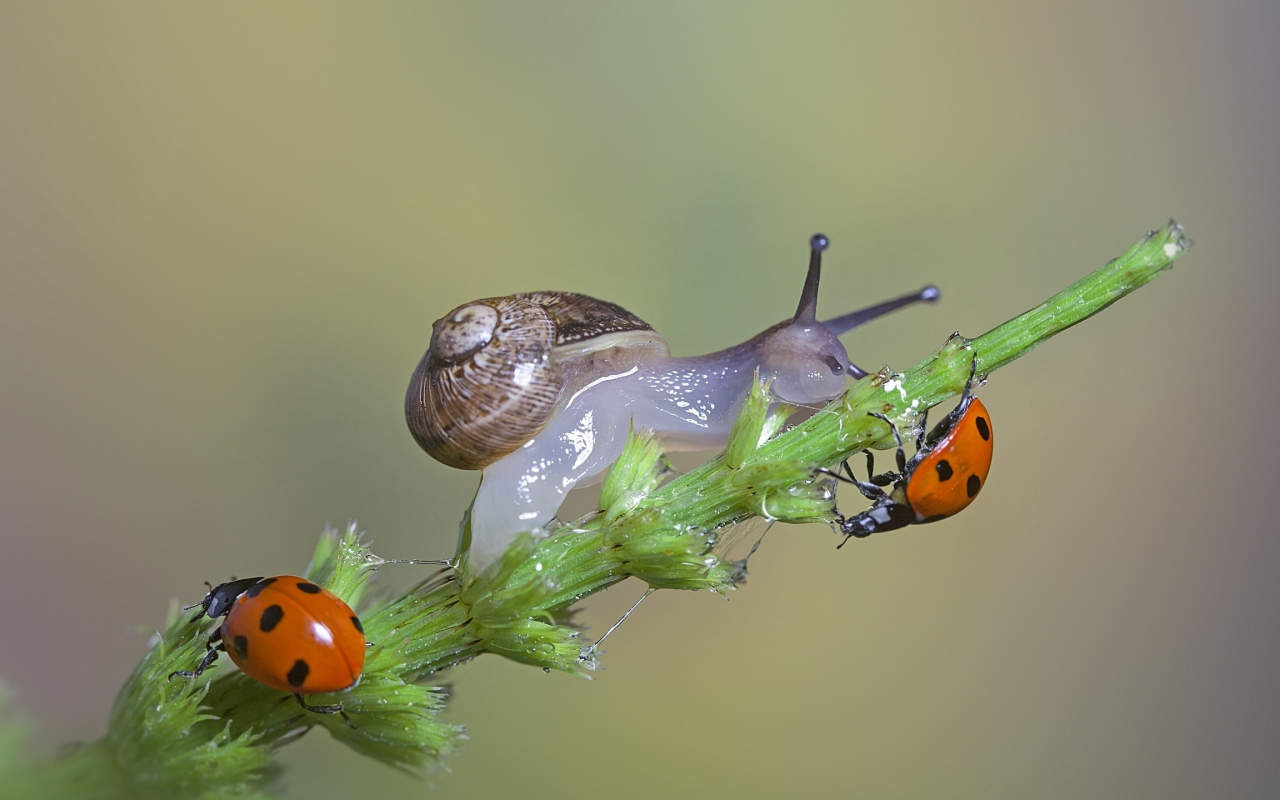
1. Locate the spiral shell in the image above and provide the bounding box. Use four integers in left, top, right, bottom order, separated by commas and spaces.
406, 292, 662, 470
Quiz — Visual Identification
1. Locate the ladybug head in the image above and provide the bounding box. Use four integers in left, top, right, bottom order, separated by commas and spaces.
190, 576, 266, 621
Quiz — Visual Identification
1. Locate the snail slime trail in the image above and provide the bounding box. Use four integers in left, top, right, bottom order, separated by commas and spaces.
406, 235, 940, 575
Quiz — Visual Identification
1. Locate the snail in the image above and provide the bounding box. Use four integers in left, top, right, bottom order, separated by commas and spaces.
406, 234, 939, 574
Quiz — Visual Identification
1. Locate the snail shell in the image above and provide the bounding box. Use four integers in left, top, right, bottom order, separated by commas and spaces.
405, 292, 668, 470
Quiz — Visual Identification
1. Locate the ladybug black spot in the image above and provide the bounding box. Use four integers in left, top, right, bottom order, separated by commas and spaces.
350, 615, 364, 634
260, 605, 284, 632
287, 659, 310, 688
232, 635, 249, 659
934, 459, 954, 482
967, 474, 981, 498
975, 416, 990, 441
245, 578, 276, 598
295, 581, 322, 594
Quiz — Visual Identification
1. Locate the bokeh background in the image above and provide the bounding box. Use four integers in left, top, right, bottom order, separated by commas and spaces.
2, 2, 1278, 798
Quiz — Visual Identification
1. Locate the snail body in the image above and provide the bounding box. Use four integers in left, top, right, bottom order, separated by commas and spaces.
406, 235, 939, 573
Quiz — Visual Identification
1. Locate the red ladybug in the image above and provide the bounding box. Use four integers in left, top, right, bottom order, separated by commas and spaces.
172, 575, 365, 720
833, 357, 993, 544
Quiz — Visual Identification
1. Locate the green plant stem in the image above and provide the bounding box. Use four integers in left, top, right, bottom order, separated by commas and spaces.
6, 222, 1190, 798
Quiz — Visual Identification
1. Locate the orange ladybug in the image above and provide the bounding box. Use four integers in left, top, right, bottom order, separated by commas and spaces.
172, 575, 365, 720
833, 356, 993, 544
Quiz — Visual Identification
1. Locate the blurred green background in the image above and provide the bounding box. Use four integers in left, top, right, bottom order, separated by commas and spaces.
2, 2, 1278, 798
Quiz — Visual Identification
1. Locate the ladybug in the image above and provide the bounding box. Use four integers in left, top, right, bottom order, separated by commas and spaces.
171, 575, 366, 720
833, 356, 993, 545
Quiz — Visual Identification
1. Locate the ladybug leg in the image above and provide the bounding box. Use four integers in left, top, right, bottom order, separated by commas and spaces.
827, 458, 885, 501
819, 460, 883, 500
828, 462, 886, 545
169, 629, 225, 681
294, 694, 353, 727
867, 412, 908, 476
862, 450, 898, 487
902, 409, 930, 474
